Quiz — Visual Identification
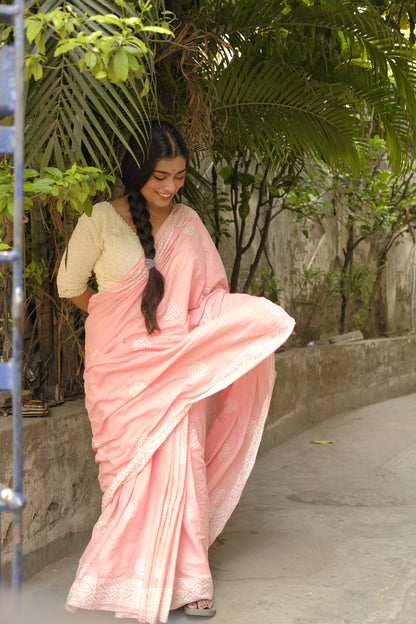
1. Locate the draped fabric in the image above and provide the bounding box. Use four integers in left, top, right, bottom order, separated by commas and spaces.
65, 204, 295, 623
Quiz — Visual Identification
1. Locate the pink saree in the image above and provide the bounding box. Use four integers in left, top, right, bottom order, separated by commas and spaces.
65, 204, 295, 623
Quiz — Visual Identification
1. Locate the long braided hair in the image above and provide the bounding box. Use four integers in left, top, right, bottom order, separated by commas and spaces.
121, 121, 189, 334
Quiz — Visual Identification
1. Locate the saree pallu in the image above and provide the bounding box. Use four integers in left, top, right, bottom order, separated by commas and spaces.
66, 204, 295, 624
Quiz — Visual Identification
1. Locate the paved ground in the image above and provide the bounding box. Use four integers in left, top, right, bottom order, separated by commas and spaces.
1, 392, 416, 624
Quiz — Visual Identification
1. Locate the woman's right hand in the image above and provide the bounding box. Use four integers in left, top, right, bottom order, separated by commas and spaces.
70, 287, 95, 313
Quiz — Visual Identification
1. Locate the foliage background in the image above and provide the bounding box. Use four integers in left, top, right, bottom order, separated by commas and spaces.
1, 0, 416, 401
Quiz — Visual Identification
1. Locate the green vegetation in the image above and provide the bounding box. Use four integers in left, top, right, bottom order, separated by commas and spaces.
1, 0, 416, 397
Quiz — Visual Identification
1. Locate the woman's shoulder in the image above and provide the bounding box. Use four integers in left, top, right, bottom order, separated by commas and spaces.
78, 201, 120, 226
89, 200, 115, 218
174, 203, 214, 243
175, 203, 203, 223
76, 201, 110, 220
71, 202, 118, 241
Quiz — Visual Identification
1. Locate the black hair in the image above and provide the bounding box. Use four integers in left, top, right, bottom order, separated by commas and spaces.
121, 120, 189, 333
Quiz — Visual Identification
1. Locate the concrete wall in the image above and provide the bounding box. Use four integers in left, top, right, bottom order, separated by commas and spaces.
261, 335, 416, 453
1, 335, 415, 581
219, 186, 416, 340
0, 401, 101, 582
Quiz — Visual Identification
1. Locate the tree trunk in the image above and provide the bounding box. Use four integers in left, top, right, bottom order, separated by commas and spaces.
211, 166, 221, 248
242, 200, 273, 293
30, 203, 57, 399
0, 217, 13, 360
365, 253, 388, 337
339, 224, 355, 333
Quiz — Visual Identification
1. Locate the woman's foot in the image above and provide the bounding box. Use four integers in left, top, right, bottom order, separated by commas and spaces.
184, 599, 216, 617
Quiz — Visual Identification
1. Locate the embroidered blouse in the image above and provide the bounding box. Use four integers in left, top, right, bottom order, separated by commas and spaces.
57, 202, 143, 298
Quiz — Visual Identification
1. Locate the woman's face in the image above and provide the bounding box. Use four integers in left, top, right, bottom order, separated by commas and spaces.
141, 156, 186, 214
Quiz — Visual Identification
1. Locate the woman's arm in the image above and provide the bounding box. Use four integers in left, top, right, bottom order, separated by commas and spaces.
70, 287, 95, 313
57, 210, 102, 303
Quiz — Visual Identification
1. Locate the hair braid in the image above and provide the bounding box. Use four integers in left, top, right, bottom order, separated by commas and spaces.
121, 120, 189, 334
128, 191, 165, 334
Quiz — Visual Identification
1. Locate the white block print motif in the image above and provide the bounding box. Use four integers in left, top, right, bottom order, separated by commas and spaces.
135, 557, 145, 578
122, 500, 138, 520
131, 337, 151, 350
129, 382, 146, 397
188, 362, 208, 379
163, 302, 180, 321
183, 222, 195, 235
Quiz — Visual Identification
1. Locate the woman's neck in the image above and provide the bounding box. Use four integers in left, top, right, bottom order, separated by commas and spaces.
111, 195, 174, 235
147, 203, 173, 235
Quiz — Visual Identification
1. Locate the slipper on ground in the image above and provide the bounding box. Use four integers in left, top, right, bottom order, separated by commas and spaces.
184, 601, 216, 617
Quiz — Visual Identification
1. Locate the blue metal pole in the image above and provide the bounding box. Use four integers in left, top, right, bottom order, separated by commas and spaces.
0, 0, 26, 595
11, 0, 26, 595
12, 0, 25, 593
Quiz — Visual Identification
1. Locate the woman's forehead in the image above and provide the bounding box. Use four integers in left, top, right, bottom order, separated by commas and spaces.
154, 156, 187, 174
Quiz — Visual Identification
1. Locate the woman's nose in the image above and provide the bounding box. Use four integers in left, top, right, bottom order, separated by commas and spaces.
164, 177, 177, 193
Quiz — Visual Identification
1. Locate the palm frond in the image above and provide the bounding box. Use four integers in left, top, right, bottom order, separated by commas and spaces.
25, 0, 164, 171
179, 0, 416, 171
280, 3, 416, 116
209, 54, 361, 171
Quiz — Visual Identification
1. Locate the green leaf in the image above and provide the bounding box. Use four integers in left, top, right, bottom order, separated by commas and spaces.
32, 61, 43, 81
238, 172, 254, 187
37, 33, 46, 56
23, 0, 159, 171
54, 39, 83, 56
49, 8, 65, 30
238, 196, 250, 220
140, 76, 150, 97
127, 54, 139, 72
266, 182, 282, 197
95, 70, 108, 81
83, 50, 97, 70
83, 199, 93, 216
23, 169, 40, 179
141, 26, 174, 36
44, 167, 64, 179
112, 47, 129, 82
31, 178, 55, 193
218, 166, 234, 184
90, 14, 123, 26
127, 37, 149, 55
26, 18, 44, 44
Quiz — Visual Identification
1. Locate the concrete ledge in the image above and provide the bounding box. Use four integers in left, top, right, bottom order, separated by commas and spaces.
0, 401, 101, 582
261, 335, 416, 453
1, 335, 415, 581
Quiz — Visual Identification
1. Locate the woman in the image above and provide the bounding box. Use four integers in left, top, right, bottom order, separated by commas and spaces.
57, 120, 295, 623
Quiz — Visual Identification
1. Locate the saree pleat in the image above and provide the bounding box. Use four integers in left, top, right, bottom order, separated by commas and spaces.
66, 204, 295, 623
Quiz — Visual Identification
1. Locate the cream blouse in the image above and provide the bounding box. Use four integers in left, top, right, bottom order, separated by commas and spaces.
57, 201, 143, 298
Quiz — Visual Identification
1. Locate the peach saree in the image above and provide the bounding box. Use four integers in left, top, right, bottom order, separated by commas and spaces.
66, 204, 295, 623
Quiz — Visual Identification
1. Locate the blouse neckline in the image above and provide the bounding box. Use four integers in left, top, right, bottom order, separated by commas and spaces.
101, 200, 178, 242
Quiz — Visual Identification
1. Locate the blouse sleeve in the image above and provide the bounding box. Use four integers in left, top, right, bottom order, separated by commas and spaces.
57, 211, 103, 298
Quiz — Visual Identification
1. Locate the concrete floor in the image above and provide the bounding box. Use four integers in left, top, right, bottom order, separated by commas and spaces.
1, 392, 416, 624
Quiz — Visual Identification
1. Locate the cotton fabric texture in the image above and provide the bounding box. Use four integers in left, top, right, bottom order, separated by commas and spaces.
57, 202, 143, 297
60, 203, 295, 624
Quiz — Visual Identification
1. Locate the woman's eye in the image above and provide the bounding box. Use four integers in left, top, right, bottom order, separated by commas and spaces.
153, 174, 185, 181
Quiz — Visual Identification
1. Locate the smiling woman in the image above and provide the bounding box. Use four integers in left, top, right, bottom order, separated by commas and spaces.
56, 120, 295, 624
140, 156, 187, 232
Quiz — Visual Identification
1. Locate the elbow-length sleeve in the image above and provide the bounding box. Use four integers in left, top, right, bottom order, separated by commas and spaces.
57, 212, 103, 298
